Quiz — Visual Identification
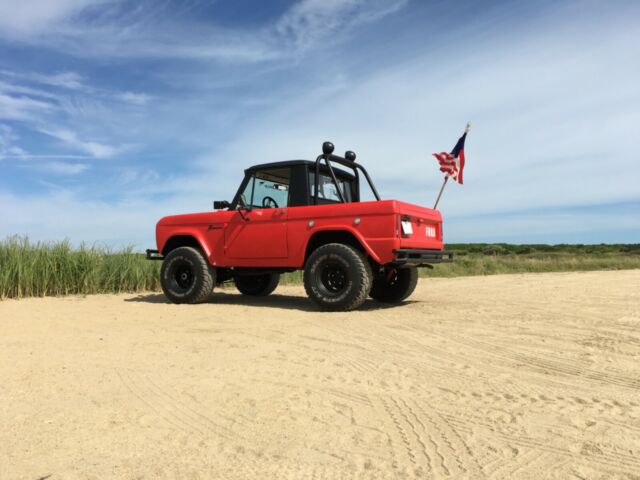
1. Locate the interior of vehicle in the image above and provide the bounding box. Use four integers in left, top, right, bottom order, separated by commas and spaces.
233, 162, 359, 210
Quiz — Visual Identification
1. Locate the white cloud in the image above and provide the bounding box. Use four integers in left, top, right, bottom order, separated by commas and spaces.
9, 145, 27, 156
0, 0, 407, 63
39, 128, 118, 158
1, 69, 85, 91
116, 91, 152, 106
0, 93, 56, 121
0, 78, 60, 100
276, 0, 407, 52
40, 161, 89, 175
0, 0, 115, 36
1, 122, 91, 175
0, 124, 18, 160
0, 71, 147, 171
38, 71, 85, 90
115, 167, 160, 185
0, 124, 30, 160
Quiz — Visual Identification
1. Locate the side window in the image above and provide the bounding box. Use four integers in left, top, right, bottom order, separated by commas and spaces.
309, 171, 352, 203
239, 167, 291, 208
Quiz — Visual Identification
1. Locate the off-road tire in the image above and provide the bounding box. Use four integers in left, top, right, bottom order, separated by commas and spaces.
369, 267, 418, 303
160, 246, 215, 304
303, 243, 372, 311
234, 273, 280, 296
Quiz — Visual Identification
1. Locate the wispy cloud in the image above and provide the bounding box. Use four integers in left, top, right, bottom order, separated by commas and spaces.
38, 160, 90, 175
0, 124, 24, 160
0, 69, 134, 161
275, 0, 408, 52
38, 128, 118, 158
116, 91, 152, 106
0, 0, 407, 63
26, 70, 86, 90
0, 0, 116, 36
0, 78, 61, 100
0, 92, 56, 121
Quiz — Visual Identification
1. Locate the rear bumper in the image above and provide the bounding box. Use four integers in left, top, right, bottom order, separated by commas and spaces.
146, 249, 164, 260
392, 249, 453, 266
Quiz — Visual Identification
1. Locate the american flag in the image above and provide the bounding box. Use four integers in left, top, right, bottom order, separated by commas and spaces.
433, 126, 468, 184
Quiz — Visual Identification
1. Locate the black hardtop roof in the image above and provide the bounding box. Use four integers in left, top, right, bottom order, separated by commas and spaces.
245, 159, 312, 171
246, 159, 355, 179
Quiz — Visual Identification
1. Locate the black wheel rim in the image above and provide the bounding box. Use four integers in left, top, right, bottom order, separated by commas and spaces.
318, 261, 348, 295
173, 263, 195, 291
385, 268, 399, 287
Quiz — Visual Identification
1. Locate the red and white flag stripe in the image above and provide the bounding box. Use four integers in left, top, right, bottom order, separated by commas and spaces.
433, 150, 465, 184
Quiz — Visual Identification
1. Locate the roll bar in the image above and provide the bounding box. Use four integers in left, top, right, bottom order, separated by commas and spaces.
313, 141, 381, 205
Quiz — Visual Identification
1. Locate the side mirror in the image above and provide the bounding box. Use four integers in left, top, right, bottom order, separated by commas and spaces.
213, 200, 230, 210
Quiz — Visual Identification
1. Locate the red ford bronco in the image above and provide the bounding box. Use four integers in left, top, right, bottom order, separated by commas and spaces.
147, 142, 452, 310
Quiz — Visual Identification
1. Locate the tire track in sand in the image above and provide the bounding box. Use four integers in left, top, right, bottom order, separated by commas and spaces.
116, 368, 248, 442
373, 394, 484, 478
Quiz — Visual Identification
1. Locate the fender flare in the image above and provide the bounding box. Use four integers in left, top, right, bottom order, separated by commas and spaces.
304, 226, 382, 265
160, 230, 212, 259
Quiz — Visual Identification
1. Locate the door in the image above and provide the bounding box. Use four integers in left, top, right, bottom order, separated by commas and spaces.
224, 167, 290, 259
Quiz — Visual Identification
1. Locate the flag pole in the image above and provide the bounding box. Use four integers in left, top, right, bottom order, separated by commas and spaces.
433, 175, 449, 209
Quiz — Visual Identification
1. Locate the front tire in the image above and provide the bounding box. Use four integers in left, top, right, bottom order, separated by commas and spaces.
369, 267, 418, 303
160, 246, 215, 304
303, 243, 372, 311
234, 273, 280, 296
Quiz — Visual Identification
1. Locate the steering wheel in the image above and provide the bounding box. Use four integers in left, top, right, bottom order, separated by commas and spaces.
262, 196, 278, 208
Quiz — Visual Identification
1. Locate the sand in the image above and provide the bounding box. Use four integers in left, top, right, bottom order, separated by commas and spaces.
1, 270, 639, 479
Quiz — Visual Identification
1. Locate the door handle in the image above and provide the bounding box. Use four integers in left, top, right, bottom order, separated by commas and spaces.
278, 208, 287, 214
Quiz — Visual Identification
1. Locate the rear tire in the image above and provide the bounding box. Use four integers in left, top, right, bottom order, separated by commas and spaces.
369, 267, 418, 303
234, 273, 280, 296
160, 246, 215, 304
303, 243, 372, 311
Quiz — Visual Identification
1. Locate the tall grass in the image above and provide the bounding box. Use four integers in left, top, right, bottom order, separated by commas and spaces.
1, 236, 639, 299
0, 236, 160, 299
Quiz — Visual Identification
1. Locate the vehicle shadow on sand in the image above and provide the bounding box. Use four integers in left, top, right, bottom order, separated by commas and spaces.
124, 291, 415, 312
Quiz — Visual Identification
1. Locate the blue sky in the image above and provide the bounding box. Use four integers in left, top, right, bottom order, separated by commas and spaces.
0, 0, 638, 247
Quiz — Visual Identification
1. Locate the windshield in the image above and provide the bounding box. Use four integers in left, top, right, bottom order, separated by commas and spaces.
239, 168, 290, 208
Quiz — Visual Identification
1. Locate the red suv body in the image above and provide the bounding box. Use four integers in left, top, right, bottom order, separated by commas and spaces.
148, 143, 452, 310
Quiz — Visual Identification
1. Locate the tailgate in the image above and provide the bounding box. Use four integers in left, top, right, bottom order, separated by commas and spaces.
396, 202, 444, 250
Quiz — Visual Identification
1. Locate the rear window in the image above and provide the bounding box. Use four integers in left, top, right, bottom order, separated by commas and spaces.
309, 171, 352, 203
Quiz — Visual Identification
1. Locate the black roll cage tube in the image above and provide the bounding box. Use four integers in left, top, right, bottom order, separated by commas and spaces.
313, 152, 381, 205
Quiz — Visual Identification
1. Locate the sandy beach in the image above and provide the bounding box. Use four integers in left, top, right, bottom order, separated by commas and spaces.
1, 270, 639, 479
